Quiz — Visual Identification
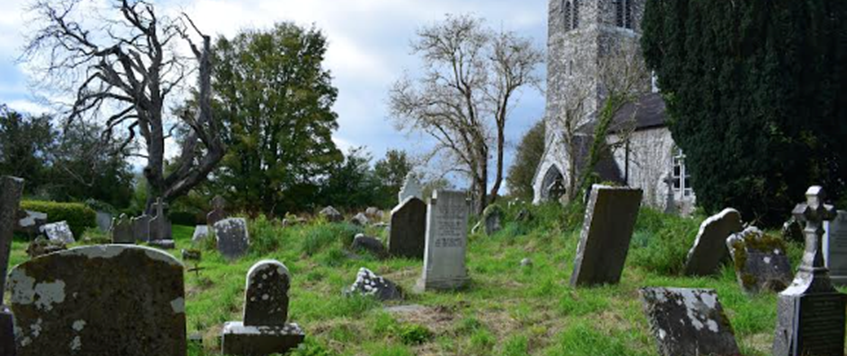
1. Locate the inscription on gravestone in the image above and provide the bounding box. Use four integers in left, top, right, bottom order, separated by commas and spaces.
418, 190, 470, 291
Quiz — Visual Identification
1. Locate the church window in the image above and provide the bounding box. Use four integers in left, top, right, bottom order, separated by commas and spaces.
672, 147, 692, 197
614, 0, 633, 29
563, 0, 572, 32
572, 0, 580, 29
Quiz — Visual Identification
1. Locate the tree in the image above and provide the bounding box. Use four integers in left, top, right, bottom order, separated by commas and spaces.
23, 0, 224, 213
506, 120, 545, 201
212, 23, 341, 216
0, 105, 54, 193
642, 0, 847, 224
389, 14, 542, 214
318, 147, 380, 210
374, 149, 413, 207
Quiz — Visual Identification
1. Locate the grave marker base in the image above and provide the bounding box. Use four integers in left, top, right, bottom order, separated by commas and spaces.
222, 322, 305, 356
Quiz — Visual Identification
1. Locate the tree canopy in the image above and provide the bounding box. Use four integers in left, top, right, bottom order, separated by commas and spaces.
507, 120, 545, 201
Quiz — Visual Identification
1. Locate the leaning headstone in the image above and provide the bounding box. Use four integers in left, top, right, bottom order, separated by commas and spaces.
388, 197, 427, 259
15, 210, 47, 236
824, 210, 847, 286
0, 176, 24, 356
206, 195, 227, 227
319, 206, 343, 222
192, 225, 209, 243
110, 214, 135, 244
417, 190, 470, 291
773, 186, 846, 356
482, 204, 505, 236
215, 218, 250, 261
149, 198, 173, 245
351, 233, 388, 259
95, 211, 112, 232
222, 260, 305, 355
132, 214, 151, 242
570, 185, 642, 287
39, 220, 75, 244
726, 227, 793, 294
398, 172, 423, 204
7, 245, 186, 356
346, 267, 403, 301
683, 208, 743, 276
640, 287, 740, 356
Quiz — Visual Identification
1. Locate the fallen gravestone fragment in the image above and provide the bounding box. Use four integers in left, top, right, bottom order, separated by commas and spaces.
8, 245, 186, 356
726, 227, 793, 294
222, 260, 305, 355
215, 218, 250, 261
683, 208, 743, 276
0, 176, 24, 356
388, 197, 426, 259
346, 267, 403, 301
351, 234, 387, 259
640, 287, 740, 356
39, 220, 75, 244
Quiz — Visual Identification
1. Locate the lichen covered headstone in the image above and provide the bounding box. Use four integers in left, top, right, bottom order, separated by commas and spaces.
346, 267, 403, 301
639, 287, 740, 356
39, 220, 75, 244
8, 245, 186, 356
222, 260, 305, 355
110, 214, 134, 244
0, 176, 24, 356
726, 227, 793, 294
215, 218, 250, 261
683, 208, 743, 276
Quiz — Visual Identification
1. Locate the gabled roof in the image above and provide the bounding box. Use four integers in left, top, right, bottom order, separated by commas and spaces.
611, 92, 668, 133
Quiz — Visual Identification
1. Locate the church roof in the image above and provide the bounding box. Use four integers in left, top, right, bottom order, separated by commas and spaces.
610, 92, 668, 133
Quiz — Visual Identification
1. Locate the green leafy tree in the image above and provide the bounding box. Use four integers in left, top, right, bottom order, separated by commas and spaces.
0, 105, 54, 193
374, 149, 413, 207
507, 120, 545, 201
213, 23, 342, 216
642, 0, 847, 224
319, 147, 381, 210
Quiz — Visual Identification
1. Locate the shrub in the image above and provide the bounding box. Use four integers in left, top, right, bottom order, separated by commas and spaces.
21, 200, 96, 237
398, 324, 433, 345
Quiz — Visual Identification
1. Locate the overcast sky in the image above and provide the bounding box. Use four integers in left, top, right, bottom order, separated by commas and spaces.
0, 0, 549, 190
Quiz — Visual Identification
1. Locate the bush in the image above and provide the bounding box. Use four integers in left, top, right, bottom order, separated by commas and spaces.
398, 324, 432, 345
629, 208, 701, 275
169, 211, 202, 226
21, 200, 96, 237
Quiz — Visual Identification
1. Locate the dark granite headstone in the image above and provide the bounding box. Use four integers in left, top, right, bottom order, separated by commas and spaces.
388, 197, 426, 259
640, 287, 740, 356
110, 214, 135, 244
319, 206, 343, 222
206, 195, 227, 227
570, 185, 642, 287
346, 267, 403, 301
726, 227, 793, 294
132, 214, 151, 242
683, 208, 743, 276
0, 176, 24, 356
222, 260, 305, 355
215, 218, 250, 261
40, 221, 75, 244
7, 245, 186, 356
351, 234, 387, 258
149, 198, 172, 242
773, 186, 847, 356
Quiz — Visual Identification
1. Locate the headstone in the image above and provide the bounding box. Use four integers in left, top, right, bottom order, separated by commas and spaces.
365, 207, 381, 219
132, 214, 151, 242
417, 190, 470, 291
388, 197, 427, 259
149, 198, 173, 242
206, 195, 227, 227
15, 210, 47, 236
351, 234, 387, 258
824, 211, 847, 286
482, 204, 505, 236
39, 221, 75, 244
773, 186, 846, 356
319, 206, 342, 222
26, 236, 66, 259
569, 185, 642, 287
150, 239, 176, 250
192, 225, 209, 243
95, 211, 112, 232
726, 227, 793, 294
346, 267, 403, 301
639, 287, 740, 356
682, 208, 743, 276
783, 216, 804, 243
7, 245, 186, 356
222, 260, 305, 355
398, 172, 423, 204
0, 176, 24, 356
215, 218, 250, 261
350, 212, 369, 226
110, 214, 134, 244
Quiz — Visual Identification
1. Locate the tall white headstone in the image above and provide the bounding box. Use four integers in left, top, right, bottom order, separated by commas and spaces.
825, 210, 847, 286
398, 172, 423, 204
417, 190, 470, 291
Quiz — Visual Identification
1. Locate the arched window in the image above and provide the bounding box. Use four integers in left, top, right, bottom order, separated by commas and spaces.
572, 0, 580, 29
614, 0, 633, 29
563, 0, 571, 32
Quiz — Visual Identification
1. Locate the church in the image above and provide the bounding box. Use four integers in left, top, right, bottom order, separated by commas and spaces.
531, 0, 696, 215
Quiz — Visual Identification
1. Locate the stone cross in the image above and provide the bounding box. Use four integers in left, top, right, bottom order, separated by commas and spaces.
791, 185, 837, 287
149, 198, 172, 241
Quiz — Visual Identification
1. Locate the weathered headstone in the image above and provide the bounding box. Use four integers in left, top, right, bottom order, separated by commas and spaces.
365, 207, 381, 219
350, 212, 369, 226
192, 225, 209, 243
726, 227, 793, 294
0, 176, 24, 356
206, 195, 227, 227
773, 186, 846, 356
388, 197, 427, 259
482, 204, 505, 236
39, 220, 75, 244
569, 185, 642, 287
346, 267, 403, 301
132, 214, 151, 242
110, 214, 134, 244
319, 206, 343, 222
398, 172, 423, 204
149, 198, 173, 245
222, 260, 305, 355
215, 218, 250, 261
683, 208, 743, 276
95, 211, 112, 232
824, 210, 847, 286
417, 190, 470, 291
640, 287, 740, 356
8, 245, 186, 356
15, 210, 47, 236
26, 236, 66, 259
351, 233, 387, 258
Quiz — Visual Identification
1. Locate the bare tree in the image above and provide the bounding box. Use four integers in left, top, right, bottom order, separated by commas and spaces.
22, 0, 224, 212
389, 14, 542, 214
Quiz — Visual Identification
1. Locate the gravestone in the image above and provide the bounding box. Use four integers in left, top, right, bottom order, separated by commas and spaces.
417, 190, 470, 291
726, 227, 793, 294
482, 204, 505, 236
570, 185, 642, 287
149, 198, 173, 244
110, 214, 134, 244
773, 186, 846, 356
215, 218, 250, 261
0, 176, 24, 356
15, 210, 47, 236
398, 172, 423, 204
7, 245, 186, 356
640, 287, 740, 356
206, 195, 227, 227
192, 225, 209, 243
222, 260, 305, 355
351, 212, 369, 226
26, 236, 66, 259
783, 216, 804, 243
95, 211, 112, 232
351, 233, 387, 259
319, 206, 343, 222
388, 197, 427, 259
824, 211, 847, 286
683, 208, 743, 276
132, 214, 151, 242
39, 221, 75, 244
346, 267, 403, 301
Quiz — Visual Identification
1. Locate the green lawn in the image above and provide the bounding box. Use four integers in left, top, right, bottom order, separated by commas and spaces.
6, 204, 846, 356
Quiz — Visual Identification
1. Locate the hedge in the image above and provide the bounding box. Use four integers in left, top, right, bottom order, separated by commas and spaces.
20, 201, 97, 238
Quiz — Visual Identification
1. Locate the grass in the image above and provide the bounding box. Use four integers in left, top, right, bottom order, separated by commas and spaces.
6, 202, 846, 356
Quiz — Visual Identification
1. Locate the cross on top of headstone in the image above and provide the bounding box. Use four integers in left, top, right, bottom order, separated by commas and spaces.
792, 186, 837, 272
154, 197, 167, 217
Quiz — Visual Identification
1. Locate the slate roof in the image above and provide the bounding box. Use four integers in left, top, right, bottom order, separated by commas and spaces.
611, 92, 668, 133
